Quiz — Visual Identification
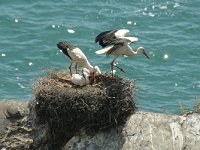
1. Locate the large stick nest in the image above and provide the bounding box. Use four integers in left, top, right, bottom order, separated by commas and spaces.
33, 70, 137, 149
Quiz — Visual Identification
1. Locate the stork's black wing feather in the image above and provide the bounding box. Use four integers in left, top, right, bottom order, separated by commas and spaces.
95, 30, 118, 48
109, 38, 131, 45
95, 30, 112, 43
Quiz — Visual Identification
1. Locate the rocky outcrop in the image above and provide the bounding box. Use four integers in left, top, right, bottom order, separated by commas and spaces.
0, 100, 32, 150
63, 112, 200, 150
0, 100, 49, 150
0, 100, 200, 150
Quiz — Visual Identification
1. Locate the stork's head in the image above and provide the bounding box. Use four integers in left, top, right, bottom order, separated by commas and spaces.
57, 41, 75, 50
137, 47, 150, 59
57, 42, 67, 50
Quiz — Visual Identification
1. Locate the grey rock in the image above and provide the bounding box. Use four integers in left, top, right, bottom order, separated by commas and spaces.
0, 100, 28, 139
1, 100, 200, 150
64, 112, 200, 150
0, 100, 32, 150
0, 100, 50, 150
182, 113, 200, 150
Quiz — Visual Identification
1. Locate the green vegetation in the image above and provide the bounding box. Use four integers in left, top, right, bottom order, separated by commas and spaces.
177, 98, 200, 115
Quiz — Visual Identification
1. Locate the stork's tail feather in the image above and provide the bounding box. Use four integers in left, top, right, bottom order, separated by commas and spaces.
95, 46, 112, 55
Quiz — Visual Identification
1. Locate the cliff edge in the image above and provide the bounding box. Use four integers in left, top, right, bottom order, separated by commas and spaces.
64, 112, 200, 150
0, 101, 200, 150
0, 71, 200, 150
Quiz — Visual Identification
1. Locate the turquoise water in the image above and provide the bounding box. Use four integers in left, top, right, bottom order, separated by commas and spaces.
0, 0, 199, 114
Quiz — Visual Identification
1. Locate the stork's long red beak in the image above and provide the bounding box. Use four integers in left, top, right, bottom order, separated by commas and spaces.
143, 50, 150, 59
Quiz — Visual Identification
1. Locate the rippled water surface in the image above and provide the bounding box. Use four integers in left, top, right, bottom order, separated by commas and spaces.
0, 0, 200, 114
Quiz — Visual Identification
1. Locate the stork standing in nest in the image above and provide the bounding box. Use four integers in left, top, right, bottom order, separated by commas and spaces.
95, 32, 150, 78
57, 41, 96, 84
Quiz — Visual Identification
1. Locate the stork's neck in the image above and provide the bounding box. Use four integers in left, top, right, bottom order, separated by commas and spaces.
85, 61, 94, 72
125, 46, 144, 56
136, 47, 145, 54
125, 45, 137, 56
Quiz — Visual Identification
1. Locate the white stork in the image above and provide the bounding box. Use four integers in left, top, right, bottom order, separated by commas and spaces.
57, 41, 96, 83
95, 38, 150, 78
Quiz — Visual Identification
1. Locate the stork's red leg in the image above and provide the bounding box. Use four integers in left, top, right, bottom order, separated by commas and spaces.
111, 58, 116, 78
69, 62, 73, 76
111, 58, 125, 78
75, 63, 78, 74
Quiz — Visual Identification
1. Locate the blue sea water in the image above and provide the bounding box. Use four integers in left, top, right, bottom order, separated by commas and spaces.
0, 0, 200, 114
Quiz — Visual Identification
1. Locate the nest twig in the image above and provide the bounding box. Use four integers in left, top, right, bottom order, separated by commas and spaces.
33, 70, 137, 149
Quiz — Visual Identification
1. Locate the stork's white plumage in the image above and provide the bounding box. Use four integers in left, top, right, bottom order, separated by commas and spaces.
82, 68, 90, 75
95, 29, 138, 48
94, 66, 101, 76
95, 38, 150, 77
70, 66, 101, 86
70, 71, 90, 86
57, 41, 96, 84
113, 29, 129, 37
95, 46, 113, 55
82, 66, 101, 76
